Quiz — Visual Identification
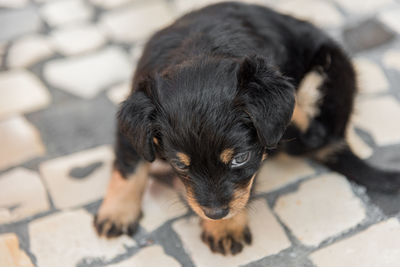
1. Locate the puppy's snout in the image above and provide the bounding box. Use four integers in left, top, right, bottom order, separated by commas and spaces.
202, 206, 229, 220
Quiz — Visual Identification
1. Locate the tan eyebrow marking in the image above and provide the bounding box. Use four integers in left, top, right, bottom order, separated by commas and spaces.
153, 137, 159, 145
220, 148, 234, 164
177, 152, 191, 166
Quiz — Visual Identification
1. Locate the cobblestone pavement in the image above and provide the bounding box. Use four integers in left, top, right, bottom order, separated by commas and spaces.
1, 0, 400, 266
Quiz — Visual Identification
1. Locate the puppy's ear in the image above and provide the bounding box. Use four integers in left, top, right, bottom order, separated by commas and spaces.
118, 79, 157, 162
236, 56, 295, 147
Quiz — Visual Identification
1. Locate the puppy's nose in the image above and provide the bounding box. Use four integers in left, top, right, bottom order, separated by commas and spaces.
202, 207, 229, 220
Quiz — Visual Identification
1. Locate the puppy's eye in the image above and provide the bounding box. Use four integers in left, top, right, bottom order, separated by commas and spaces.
231, 152, 251, 167
171, 159, 188, 170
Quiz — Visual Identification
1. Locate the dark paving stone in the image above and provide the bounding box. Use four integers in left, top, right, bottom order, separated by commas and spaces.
69, 161, 103, 179
243, 249, 314, 267
152, 222, 196, 267
366, 145, 400, 216
368, 191, 400, 216
0, 7, 41, 41
343, 18, 395, 54
26, 94, 117, 159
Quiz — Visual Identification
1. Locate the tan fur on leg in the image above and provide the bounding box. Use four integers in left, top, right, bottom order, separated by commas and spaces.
94, 162, 150, 237
201, 210, 252, 255
292, 70, 324, 132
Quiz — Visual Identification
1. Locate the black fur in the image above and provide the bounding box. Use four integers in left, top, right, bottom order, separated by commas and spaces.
116, 1, 400, 215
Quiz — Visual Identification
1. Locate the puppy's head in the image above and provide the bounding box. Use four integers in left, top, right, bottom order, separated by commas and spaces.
119, 56, 295, 220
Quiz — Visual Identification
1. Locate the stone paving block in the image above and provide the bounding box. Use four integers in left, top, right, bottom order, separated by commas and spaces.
89, 0, 132, 9
172, 0, 270, 17
39, 145, 113, 209
343, 18, 395, 53
0, 70, 51, 119
310, 218, 400, 267
0, 7, 41, 42
0, 0, 28, 8
107, 82, 130, 105
379, 7, 400, 34
353, 58, 389, 94
40, 0, 93, 27
108, 245, 180, 267
140, 179, 187, 232
383, 49, 400, 71
100, 1, 173, 42
0, 116, 45, 170
29, 209, 136, 267
172, 0, 225, 16
275, 0, 343, 28
255, 154, 315, 194
7, 35, 53, 68
26, 94, 116, 157
353, 96, 400, 146
335, 0, 394, 14
346, 124, 373, 159
274, 173, 366, 247
44, 47, 131, 99
0, 168, 49, 224
0, 233, 34, 267
51, 24, 106, 56
172, 199, 291, 267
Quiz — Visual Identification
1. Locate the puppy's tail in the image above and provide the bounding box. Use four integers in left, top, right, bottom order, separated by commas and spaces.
317, 144, 400, 193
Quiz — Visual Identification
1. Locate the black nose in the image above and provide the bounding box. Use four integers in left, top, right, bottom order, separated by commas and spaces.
202, 207, 229, 220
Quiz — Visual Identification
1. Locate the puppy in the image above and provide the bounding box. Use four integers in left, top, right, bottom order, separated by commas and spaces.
94, 2, 400, 255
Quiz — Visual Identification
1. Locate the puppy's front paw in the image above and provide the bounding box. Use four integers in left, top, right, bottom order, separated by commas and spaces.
94, 202, 142, 238
200, 215, 252, 255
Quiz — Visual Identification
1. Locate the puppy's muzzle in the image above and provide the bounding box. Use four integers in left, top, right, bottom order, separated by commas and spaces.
201, 206, 229, 220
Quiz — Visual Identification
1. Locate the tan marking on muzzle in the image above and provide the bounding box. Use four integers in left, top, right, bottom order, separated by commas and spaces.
229, 175, 255, 214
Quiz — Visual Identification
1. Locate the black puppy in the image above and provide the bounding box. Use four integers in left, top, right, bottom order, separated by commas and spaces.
94, 2, 400, 255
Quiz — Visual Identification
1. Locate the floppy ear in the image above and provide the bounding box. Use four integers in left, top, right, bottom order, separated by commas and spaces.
236, 56, 295, 147
117, 79, 156, 162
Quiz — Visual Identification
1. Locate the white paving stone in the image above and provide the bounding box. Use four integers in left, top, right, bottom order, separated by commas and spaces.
256, 154, 315, 194
51, 24, 106, 56
346, 124, 373, 159
173, 199, 291, 267
173, 0, 272, 17
353, 96, 400, 146
275, 0, 343, 28
0, 0, 28, 8
44, 47, 131, 99
40, 0, 93, 27
379, 7, 400, 34
107, 82, 130, 104
39, 145, 113, 209
0, 7, 42, 42
353, 58, 389, 94
0, 116, 45, 170
335, 0, 394, 14
29, 209, 136, 267
0, 70, 51, 119
274, 173, 366, 247
141, 179, 187, 232
310, 218, 400, 267
383, 50, 400, 71
89, 0, 132, 9
109, 245, 180, 267
0, 233, 34, 267
7, 35, 53, 68
130, 41, 145, 64
0, 168, 49, 224
100, 1, 173, 42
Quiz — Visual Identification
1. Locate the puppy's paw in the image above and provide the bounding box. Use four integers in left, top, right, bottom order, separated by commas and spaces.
200, 216, 252, 255
93, 203, 142, 238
